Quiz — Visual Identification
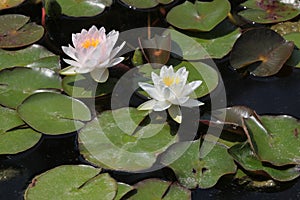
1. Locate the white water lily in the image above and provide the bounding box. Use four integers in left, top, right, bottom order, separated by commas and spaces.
60, 25, 125, 82
138, 65, 204, 123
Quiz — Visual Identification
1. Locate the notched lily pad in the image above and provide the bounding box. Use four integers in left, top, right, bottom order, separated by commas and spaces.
0, 44, 60, 71
0, 14, 44, 48
161, 139, 236, 189
166, 0, 231, 31
25, 165, 117, 200
0, 0, 25, 10
120, 0, 174, 9
79, 107, 178, 171
17, 92, 91, 135
230, 28, 294, 77
239, 0, 300, 24
0, 106, 41, 155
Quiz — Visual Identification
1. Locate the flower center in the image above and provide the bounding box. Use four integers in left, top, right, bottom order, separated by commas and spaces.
81, 38, 100, 49
163, 76, 180, 86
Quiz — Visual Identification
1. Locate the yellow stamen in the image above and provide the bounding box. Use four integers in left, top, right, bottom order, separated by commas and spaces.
81, 38, 100, 49
163, 76, 174, 86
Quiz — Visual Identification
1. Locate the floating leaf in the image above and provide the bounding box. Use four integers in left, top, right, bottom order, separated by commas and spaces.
62, 74, 117, 98
0, 0, 25, 10
0, 67, 61, 109
56, 0, 112, 17
0, 14, 44, 48
115, 183, 134, 200
244, 115, 300, 166
120, 0, 173, 9
283, 32, 300, 47
166, 0, 231, 31
239, 0, 300, 24
25, 165, 117, 200
0, 44, 60, 71
161, 140, 236, 189
0, 106, 41, 155
229, 143, 300, 182
286, 49, 300, 68
79, 107, 178, 171
271, 20, 300, 35
128, 179, 190, 200
17, 92, 91, 135
230, 28, 294, 77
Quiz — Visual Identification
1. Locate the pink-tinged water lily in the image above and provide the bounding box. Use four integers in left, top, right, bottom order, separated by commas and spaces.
60, 25, 125, 82
138, 65, 204, 123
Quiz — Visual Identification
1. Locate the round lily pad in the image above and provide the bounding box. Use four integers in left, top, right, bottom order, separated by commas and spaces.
79, 107, 178, 171
271, 20, 300, 35
283, 32, 300, 48
62, 74, 117, 98
120, 0, 173, 9
239, 0, 300, 24
0, 106, 41, 155
0, 14, 44, 48
0, 67, 61, 109
230, 28, 294, 77
0, 44, 60, 71
0, 0, 25, 10
17, 92, 91, 135
286, 49, 300, 68
115, 183, 134, 200
166, 0, 231, 31
161, 139, 237, 189
25, 165, 117, 200
56, 0, 112, 17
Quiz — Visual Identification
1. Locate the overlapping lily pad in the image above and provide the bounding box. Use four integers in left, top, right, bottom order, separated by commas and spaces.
230, 28, 294, 77
120, 0, 173, 9
0, 44, 60, 71
271, 20, 300, 35
0, 14, 44, 48
79, 107, 178, 171
239, 0, 300, 24
0, 0, 25, 10
17, 92, 91, 135
166, 0, 231, 31
56, 0, 112, 17
0, 106, 41, 155
0, 67, 61, 108
25, 165, 117, 200
161, 139, 237, 189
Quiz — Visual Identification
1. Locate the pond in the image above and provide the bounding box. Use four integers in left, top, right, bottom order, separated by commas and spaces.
0, 0, 300, 199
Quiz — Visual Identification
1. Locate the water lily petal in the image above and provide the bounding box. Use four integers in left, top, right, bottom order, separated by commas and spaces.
182, 80, 202, 96
109, 57, 124, 67
63, 59, 82, 68
90, 68, 109, 83
153, 100, 171, 111
138, 82, 164, 100
110, 41, 126, 59
168, 105, 182, 123
62, 45, 78, 61
181, 99, 204, 107
59, 66, 78, 75
137, 99, 156, 110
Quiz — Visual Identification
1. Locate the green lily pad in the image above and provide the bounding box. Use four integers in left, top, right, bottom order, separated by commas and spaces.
0, 0, 25, 10
239, 0, 300, 24
17, 92, 91, 135
161, 139, 237, 189
62, 74, 117, 98
244, 115, 300, 166
25, 165, 117, 200
128, 179, 190, 200
0, 14, 44, 48
283, 32, 300, 47
229, 143, 300, 182
56, 0, 112, 17
0, 44, 60, 71
0, 106, 41, 155
286, 49, 300, 68
115, 183, 134, 200
0, 67, 61, 109
271, 20, 300, 35
230, 28, 294, 77
79, 107, 178, 171
166, 0, 231, 31
120, 0, 173, 9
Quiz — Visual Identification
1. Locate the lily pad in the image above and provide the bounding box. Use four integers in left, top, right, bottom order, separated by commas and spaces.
25, 165, 117, 200
56, 0, 112, 17
62, 74, 117, 98
286, 49, 300, 68
0, 14, 44, 48
230, 28, 294, 77
0, 0, 25, 10
115, 183, 134, 200
283, 32, 300, 47
166, 0, 231, 31
79, 107, 178, 171
0, 106, 41, 155
271, 20, 300, 35
17, 92, 91, 135
239, 0, 300, 24
244, 115, 300, 166
229, 143, 300, 182
161, 139, 237, 189
120, 0, 173, 9
0, 67, 61, 109
0, 44, 60, 71
128, 179, 190, 200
